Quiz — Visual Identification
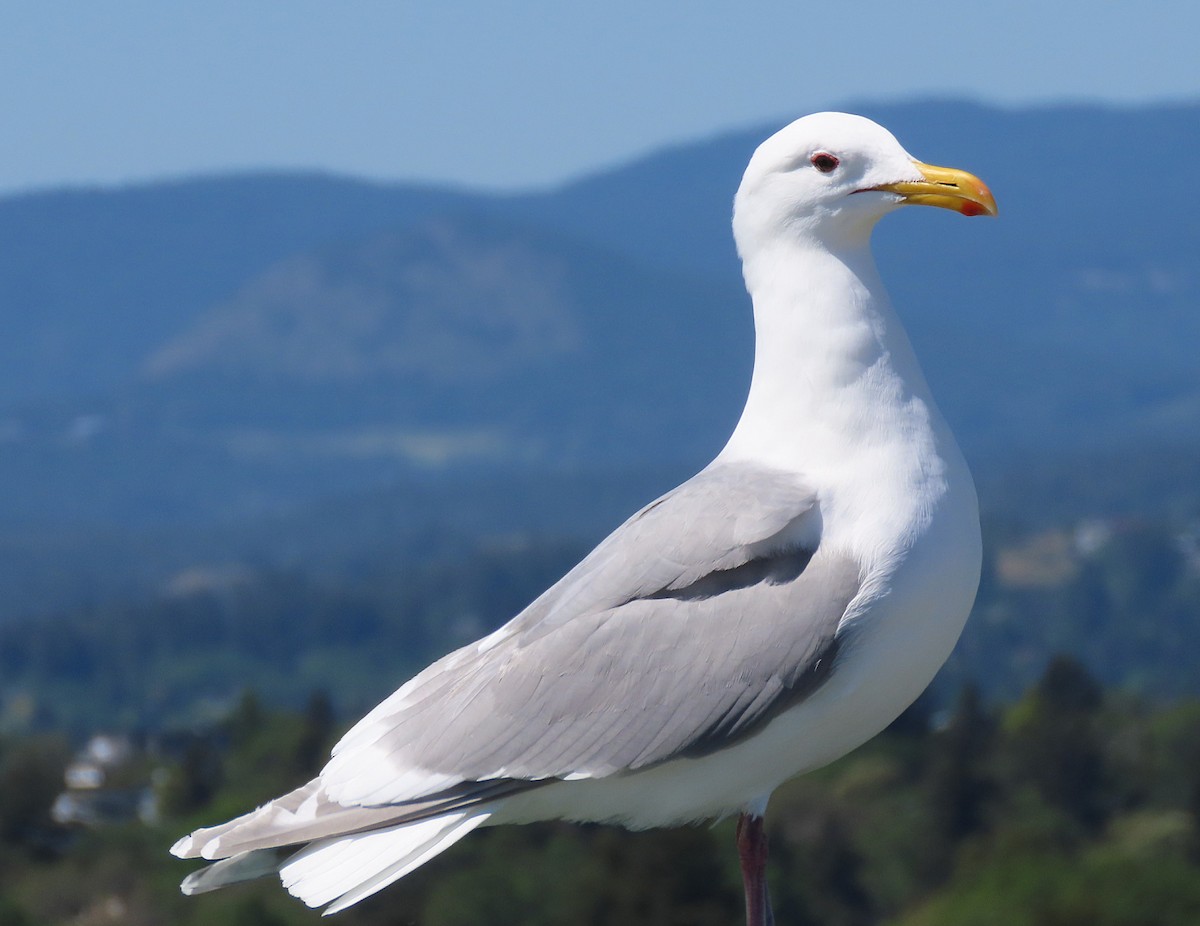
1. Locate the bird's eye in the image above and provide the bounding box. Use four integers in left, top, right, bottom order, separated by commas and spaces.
810, 153, 840, 173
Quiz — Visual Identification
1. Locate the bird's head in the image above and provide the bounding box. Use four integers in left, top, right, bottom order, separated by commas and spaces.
733, 112, 996, 257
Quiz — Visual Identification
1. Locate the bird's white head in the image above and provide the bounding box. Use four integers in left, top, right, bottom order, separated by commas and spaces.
733, 112, 996, 258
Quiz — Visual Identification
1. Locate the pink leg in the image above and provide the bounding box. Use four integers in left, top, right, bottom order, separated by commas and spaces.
736, 813, 775, 926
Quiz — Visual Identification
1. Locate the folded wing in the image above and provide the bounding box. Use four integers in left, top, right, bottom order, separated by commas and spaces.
174, 461, 862, 894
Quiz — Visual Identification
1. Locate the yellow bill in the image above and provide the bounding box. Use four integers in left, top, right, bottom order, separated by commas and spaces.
868, 161, 998, 217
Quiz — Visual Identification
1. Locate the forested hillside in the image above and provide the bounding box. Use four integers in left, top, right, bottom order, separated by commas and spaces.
4, 659, 1200, 924
4, 510, 1200, 733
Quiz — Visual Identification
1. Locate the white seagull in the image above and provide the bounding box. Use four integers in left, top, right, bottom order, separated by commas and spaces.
172, 112, 996, 925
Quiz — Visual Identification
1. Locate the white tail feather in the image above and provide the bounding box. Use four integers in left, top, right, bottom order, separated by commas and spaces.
279, 810, 491, 914
180, 849, 284, 894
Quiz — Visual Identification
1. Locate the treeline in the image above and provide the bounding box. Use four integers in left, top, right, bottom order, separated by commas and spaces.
0, 538, 584, 732
4, 516, 1200, 732
3, 657, 1200, 924
951, 519, 1200, 700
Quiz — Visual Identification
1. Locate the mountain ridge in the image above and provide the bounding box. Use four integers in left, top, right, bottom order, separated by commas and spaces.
0, 99, 1196, 534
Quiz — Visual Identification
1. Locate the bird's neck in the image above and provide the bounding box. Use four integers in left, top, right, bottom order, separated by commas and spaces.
718, 237, 944, 477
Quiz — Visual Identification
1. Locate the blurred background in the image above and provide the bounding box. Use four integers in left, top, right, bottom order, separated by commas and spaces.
1, 3, 1198, 924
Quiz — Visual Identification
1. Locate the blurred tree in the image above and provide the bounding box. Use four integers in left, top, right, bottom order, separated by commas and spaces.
293, 689, 335, 777
226, 689, 266, 747
0, 734, 69, 847
228, 895, 291, 926
0, 897, 32, 926
1003, 656, 1107, 829
774, 796, 875, 926
159, 734, 223, 817
921, 684, 995, 878
418, 824, 738, 926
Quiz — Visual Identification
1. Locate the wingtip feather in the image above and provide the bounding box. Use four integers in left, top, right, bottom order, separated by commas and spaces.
281, 810, 491, 913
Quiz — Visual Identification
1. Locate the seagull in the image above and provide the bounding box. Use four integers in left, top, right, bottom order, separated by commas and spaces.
172, 112, 996, 924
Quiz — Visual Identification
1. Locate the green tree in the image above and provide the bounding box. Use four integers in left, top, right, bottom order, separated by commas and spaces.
922, 684, 995, 877
1003, 656, 1107, 829
159, 734, 223, 817
293, 689, 335, 777
0, 734, 69, 847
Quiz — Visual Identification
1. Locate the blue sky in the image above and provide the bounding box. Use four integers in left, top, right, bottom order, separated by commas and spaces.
2, 1, 1197, 195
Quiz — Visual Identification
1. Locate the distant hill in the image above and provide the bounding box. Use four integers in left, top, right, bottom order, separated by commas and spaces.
136, 213, 748, 461
0, 99, 1197, 618
0, 212, 748, 529
0, 176, 485, 406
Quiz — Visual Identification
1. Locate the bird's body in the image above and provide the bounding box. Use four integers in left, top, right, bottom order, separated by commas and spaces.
461, 237, 982, 833
173, 112, 995, 921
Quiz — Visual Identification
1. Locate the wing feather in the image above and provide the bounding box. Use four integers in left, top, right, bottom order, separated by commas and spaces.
322, 462, 861, 806
174, 461, 862, 869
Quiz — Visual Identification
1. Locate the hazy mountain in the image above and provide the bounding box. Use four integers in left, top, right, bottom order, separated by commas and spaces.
137, 212, 747, 448
2, 100, 1194, 441
0, 99, 1197, 618
0, 176, 484, 406
0, 212, 748, 531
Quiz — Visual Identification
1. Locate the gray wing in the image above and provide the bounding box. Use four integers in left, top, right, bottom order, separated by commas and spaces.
321, 461, 863, 806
